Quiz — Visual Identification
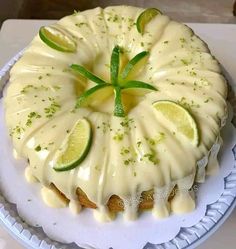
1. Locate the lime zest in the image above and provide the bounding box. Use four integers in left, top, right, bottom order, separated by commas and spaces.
153, 100, 200, 146
114, 86, 125, 117
70, 64, 106, 85
39, 26, 77, 52
136, 8, 162, 35
76, 83, 111, 108
53, 119, 92, 172
121, 51, 149, 80
110, 45, 120, 85
121, 80, 157, 91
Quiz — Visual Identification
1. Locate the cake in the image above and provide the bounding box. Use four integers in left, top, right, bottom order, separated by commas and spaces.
4, 6, 228, 221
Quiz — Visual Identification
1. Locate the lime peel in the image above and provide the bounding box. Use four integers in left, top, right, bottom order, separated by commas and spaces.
53, 119, 92, 171
39, 26, 77, 53
136, 8, 162, 35
120, 51, 149, 81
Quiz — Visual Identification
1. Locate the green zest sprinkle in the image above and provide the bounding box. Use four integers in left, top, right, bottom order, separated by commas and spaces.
137, 141, 142, 147
113, 132, 124, 141
70, 45, 157, 117
145, 132, 165, 146
21, 84, 49, 94
120, 116, 134, 129
44, 101, 61, 118
142, 150, 159, 165
181, 59, 189, 65
35, 145, 42, 152
26, 112, 41, 127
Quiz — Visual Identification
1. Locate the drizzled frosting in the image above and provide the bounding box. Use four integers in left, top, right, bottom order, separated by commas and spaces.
4, 6, 227, 221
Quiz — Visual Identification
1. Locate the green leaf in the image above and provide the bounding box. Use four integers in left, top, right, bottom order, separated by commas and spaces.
121, 51, 149, 80
121, 80, 157, 91
110, 45, 120, 86
114, 86, 125, 117
76, 83, 111, 108
70, 64, 106, 85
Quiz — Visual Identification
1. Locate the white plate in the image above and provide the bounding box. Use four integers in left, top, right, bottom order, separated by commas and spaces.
0, 24, 236, 249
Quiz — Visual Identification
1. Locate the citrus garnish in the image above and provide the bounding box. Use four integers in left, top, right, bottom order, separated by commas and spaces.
71, 45, 157, 117
136, 8, 162, 35
39, 26, 77, 52
71, 64, 106, 85
53, 119, 92, 171
120, 51, 149, 81
110, 45, 120, 85
153, 100, 199, 146
76, 84, 112, 108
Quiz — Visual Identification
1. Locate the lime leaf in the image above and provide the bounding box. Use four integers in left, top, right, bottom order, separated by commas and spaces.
114, 86, 125, 117
136, 8, 162, 35
39, 26, 77, 52
110, 45, 120, 85
53, 119, 92, 171
76, 84, 111, 108
121, 51, 149, 80
71, 64, 106, 85
153, 100, 199, 146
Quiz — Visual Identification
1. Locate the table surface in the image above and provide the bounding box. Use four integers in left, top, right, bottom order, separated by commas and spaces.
0, 19, 235, 249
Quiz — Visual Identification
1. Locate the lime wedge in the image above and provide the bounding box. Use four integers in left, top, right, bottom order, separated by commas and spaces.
136, 8, 162, 35
120, 51, 149, 81
122, 80, 157, 91
70, 64, 106, 85
110, 45, 120, 85
53, 119, 92, 171
114, 86, 125, 117
153, 100, 199, 146
39, 26, 77, 52
76, 83, 112, 108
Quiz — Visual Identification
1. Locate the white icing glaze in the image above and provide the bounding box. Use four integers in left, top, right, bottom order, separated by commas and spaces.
152, 185, 173, 218
93, 206, 116, 222
4, 6, 228, 221
170, 190, 195, 214
206, 136, 222, 175
41, 187, 68, 208
69, 200, 82, 214
25, 166, 38, 183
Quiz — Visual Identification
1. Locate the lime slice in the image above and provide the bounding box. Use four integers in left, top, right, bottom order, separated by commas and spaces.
110, 45, 120, 85
76, 83, 112, 108
53, 119, 92, 171
122, 80, 157, 97
153, 100, 199, 146
70, 64, 106, 85
136, 8, 162, 35
39, 26, 77, 52
120, 51, 149, 81
122, 80, 157, 91
114, 86, 125, 117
